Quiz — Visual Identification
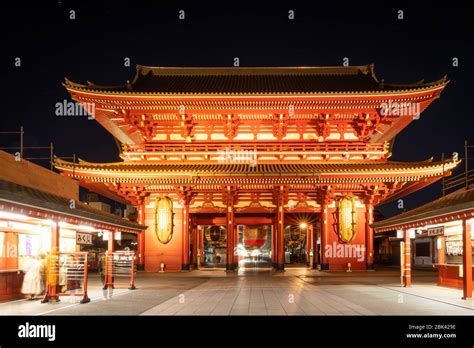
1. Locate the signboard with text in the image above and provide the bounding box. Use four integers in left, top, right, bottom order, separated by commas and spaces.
76, 232, 93, 245
427, 226, 444, 236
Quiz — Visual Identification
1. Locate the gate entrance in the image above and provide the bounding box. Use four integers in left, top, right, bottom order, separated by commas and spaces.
201, 225, 227, 268
237, 225, 272, 268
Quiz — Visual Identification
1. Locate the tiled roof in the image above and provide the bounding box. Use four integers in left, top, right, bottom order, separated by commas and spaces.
0, 179, 146, 230
54, 158, 454, 176
64, 64, 448, 95
372, 186, 474, 230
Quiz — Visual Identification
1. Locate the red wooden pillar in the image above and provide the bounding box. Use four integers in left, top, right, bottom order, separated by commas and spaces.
192, 223, 198, 269
106, 230, 115, 289
306, 224, 312, 267
137, 231, 145, 270
43, 221, 61, 302
320, 202, 329, 270
198, 225, 204, 268
226, 204, 235, 271
312, 222, 319, 269
462, 219, 472, 299
137, 201, 146, 270
108, 230, 115, 252
272, 222, 277, 268
181, 203, 190, 271
365, 199, 375, 270
276, 188, 285, 271
437, 236, 445, 264
403, 229, 412, 287
233, 222, 239, 270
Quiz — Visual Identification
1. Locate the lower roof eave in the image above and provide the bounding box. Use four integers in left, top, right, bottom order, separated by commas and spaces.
371, 206, 474, 233
0, 197, 146, 233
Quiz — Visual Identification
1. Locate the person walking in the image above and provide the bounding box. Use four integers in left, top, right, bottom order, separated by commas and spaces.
21, 256, 44, 300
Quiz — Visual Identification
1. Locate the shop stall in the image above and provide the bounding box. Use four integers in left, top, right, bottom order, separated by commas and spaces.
372, 187, 474, 299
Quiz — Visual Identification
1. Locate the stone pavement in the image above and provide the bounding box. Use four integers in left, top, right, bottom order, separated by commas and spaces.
0, 267, 473, 315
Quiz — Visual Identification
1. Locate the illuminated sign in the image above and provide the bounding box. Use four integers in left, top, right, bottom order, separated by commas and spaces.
154, 196, 174, 244
338, 196, 356, 243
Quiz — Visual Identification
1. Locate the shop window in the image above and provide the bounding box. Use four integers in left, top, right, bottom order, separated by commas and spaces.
445, 237, 463, 264
18, 234, 42, 269
18, 234, 41, 257
415, 242, 430, 257
60, 237, 76, 252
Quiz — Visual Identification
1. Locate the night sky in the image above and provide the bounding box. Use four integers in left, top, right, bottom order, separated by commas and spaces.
1, 1, 472, 217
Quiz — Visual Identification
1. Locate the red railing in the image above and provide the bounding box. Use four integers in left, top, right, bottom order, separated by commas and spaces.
42, 252, 90, 304
123, 142, 386, 155
102, 251, 136, 290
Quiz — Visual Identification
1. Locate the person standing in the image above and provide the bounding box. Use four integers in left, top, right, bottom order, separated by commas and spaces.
21, 256, 44, 300
58, 256, 68, 293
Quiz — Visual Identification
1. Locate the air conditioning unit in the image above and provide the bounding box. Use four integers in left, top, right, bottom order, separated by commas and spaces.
89, 201, 111, 213
86, 192, 99, 202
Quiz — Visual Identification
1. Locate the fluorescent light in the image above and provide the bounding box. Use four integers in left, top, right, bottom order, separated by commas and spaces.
76, 225, 96, 232
10, 222, 42, 233
0, 211, 28, 221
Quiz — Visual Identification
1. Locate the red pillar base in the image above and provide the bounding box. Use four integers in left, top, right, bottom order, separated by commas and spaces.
225, 264, 236, 271
320, 263, 329, 271
275, 264, 285, 271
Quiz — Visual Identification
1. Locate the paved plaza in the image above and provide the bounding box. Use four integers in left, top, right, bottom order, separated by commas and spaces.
1, 267, 473, 316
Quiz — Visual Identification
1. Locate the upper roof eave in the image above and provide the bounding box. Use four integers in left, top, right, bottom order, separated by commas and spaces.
63, 82, 448, 98
63, 64, 449, 97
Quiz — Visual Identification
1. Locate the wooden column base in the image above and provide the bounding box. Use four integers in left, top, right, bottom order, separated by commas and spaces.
275, 263, 285, 271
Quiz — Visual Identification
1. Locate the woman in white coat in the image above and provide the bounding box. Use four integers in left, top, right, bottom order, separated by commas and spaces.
21, 256, 44, 300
